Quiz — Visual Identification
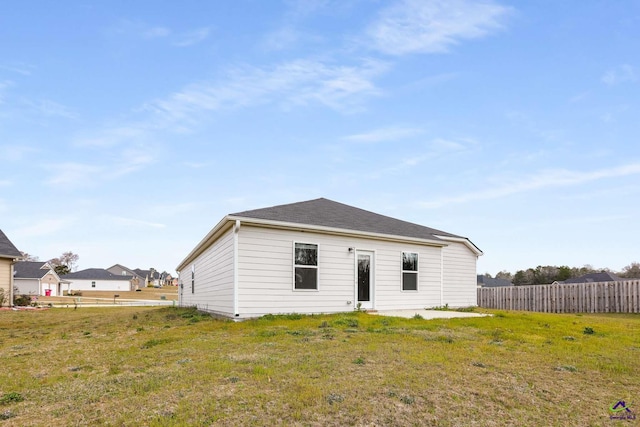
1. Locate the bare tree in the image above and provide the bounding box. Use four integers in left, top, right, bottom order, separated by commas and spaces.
49, 251, 80, 275
19, 251, 39, 261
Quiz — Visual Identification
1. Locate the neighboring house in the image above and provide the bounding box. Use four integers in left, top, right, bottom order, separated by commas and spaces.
557, 272, 622, 285
176, 198, 482, 319
133, 268, 161, 287
61, 268, 134, 292
106, 264, 144, 289
477, 275, 513, 288
14, 261, 64, 296
0, 229, 21, 306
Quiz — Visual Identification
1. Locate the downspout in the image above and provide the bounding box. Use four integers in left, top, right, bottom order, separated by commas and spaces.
440, 249, 444, 306
233, 220, 240, 318
10, 261, 15, 307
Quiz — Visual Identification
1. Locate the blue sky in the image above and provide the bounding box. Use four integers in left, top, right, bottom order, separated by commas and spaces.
1, 0, 639, 276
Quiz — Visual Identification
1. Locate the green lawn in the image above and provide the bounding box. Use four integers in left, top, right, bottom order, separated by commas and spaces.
0, 307, 638, 426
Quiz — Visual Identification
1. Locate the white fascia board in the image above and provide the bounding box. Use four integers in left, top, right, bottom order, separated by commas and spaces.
433, 235, 483, 256
226, 215, 449, 248
176, 216, 235, 272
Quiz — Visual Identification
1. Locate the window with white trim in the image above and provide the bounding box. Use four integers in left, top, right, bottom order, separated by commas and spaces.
294, 242, 318, 290
402, 252, 418, 291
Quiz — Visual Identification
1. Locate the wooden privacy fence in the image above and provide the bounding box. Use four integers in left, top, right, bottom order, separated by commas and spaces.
477, 280, 640, 313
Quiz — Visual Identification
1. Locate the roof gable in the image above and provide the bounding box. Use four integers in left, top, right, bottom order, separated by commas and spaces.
231, 198, 463, 242
0, 229, 21, 259
14, 261, 52, 279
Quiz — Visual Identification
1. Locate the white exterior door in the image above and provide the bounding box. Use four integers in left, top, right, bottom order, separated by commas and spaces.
356, 250, 374, 310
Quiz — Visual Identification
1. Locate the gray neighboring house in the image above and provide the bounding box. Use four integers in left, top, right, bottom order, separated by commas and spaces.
477, 275, 513, 287
61, 268, 134, 292
0, 229, 21, 306
177, 198, 483, 319
559, 272, 622, 284
106, 264, 145, 289
14, 261, 64, 296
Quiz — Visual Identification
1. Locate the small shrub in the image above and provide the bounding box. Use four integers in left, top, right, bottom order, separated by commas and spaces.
141, 338, 170, 349
431, 304, 449, 311
318, 321, 329, 328
413, 314, 424, 320
0, 410, 16, 420
471, 361, 486, 368
400, 395, 415, 405
353, 357, 365, 365
583, 327, 595, 335
227, 376, 240, 383
326, 393, 344, 404
13, 294, 30, 307
555, 365, 578, 372
0, 392, 24, 405
562, 336, 576, 341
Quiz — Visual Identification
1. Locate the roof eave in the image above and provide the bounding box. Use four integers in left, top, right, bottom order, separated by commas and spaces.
176, 216, 235, 272
433, 234, 483, 256
227, 215, 449, 247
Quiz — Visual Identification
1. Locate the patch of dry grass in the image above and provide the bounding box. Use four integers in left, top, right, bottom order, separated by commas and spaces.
0, 308, 638, 426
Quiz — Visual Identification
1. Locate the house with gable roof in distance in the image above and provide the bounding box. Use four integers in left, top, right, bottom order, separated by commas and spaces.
177, 198, 482, 319
0, 229, 22, 306
61, 268, 134, 292
14, 261, 64, 296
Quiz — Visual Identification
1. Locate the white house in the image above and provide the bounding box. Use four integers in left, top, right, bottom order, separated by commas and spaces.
61, 268, 133, 292
14, 261, 64, 296
176, 198, 482, 319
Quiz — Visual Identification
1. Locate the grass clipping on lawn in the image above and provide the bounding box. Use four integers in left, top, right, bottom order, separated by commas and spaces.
0, 308, 638, 426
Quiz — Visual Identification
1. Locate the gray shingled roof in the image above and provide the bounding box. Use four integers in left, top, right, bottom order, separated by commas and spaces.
563, 272, 622, 284
14, 261, 50, 279
477, 275, 513, 287
231, 198, 463, 242
61, 268, 133, 281
0, 229, 21, 259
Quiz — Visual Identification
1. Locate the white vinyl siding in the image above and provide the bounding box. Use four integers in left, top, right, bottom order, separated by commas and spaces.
442, 241, 478, 307
179, 227, 235, 316
236, 225, 446, 317
66, 279, 132, 292
14, 279, 39, 295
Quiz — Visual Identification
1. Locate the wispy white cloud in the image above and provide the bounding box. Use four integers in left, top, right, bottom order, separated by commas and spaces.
143, 58, 387, 122
602, 64, 637, 85
367, 137, 477, 178
143, 26, 171, 39
344, 126, 424, 143
367, 0, 511, 55
173, 28, 210, 47
13, 217, 75, 238
75, 125, 148, 148
420, 163, 640, 208
0, 63, 34, 76
23, 99, 77, 119
45, 163, 103, 187
0, 145, 38, 161
108, 216, 166, 229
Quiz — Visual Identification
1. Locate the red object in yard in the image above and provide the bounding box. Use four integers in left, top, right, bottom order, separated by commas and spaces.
45, 289, 51, 296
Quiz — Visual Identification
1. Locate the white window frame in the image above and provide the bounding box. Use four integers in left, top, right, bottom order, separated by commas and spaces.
401, 251, 419, 292
191, 264, 195, 294
293, 241, 319, 291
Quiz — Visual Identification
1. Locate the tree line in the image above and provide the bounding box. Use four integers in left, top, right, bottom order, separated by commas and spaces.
487, 262, 640, 286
